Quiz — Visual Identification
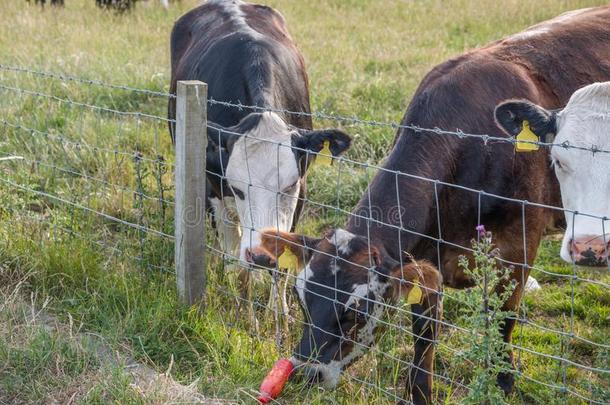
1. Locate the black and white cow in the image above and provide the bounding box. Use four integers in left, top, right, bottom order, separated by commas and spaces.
169, 0, 351, 266
496, 82, 610, 267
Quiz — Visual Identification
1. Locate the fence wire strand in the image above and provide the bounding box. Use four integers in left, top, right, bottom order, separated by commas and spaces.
1, 67, 608, 404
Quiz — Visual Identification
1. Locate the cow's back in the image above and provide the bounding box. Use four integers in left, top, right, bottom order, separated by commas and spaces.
168, 1, 312, 134
350, 6, 610, 273
490, 7, 610, 101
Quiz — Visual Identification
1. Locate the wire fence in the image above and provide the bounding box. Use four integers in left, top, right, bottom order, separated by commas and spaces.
0, 64, 608, 404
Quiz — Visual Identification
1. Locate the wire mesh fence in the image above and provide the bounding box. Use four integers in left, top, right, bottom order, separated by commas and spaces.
0, 64, 608, 404
0, 65, 176, 277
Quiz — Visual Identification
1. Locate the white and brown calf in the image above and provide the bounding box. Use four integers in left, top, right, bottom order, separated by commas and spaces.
249, 228, 442, 402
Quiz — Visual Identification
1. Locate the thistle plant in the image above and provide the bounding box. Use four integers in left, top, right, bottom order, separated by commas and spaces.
457, 226, 517, 405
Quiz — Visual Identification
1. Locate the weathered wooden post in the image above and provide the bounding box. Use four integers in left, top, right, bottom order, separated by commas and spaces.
174, 80, 207, 307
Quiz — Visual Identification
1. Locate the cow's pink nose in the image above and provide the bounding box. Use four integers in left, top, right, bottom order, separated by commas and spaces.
569, 236, 609, 267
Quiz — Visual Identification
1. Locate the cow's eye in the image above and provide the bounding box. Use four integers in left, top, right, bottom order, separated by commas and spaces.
552, 158, 567, 173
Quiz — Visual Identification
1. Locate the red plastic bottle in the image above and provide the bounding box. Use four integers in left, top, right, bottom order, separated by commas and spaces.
257, 358, 294, 404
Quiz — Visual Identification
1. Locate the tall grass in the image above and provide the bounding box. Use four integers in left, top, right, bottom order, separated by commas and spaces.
0, 0, 608, 403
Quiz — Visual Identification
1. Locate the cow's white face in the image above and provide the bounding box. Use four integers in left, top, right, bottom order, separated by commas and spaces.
226, 112, 301, 262
495, 82, 610, 266
551, 84, 610, 266
219, 112, 352, 263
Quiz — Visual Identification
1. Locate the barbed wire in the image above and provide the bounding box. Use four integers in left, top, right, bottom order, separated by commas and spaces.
0, 64, 175, 99
0, 83, 174, 123
206, 98, 610, 156
3, 64, 609, 155
1, 118, 171, 166
203, 89, 609, 403
2, 69, 608, 404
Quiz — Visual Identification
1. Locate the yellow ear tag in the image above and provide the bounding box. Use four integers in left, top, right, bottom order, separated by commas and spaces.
277, 247, 299, 270
515, 120, 540, 152
406, 278, 423, 305
313, 140, 333, 168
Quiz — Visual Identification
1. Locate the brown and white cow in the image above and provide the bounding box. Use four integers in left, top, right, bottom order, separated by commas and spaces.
248, 6, 610, 404
496, 81, 610, 267
168, 0, 351, 267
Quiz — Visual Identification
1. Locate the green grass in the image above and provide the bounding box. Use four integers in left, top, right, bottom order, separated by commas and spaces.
0, 0, 609, 403
0, 265, 148, 404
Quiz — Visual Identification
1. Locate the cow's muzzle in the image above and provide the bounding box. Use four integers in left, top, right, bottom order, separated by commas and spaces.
569, 235, 609, 267
289, 356, 341, 389
244, 247, 276, 268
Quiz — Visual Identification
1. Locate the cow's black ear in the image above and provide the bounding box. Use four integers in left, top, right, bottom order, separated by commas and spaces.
207, 123, 239, 152
494, 100, 557, 142
206, 144, 229, 178
375, 252, 400, 280
297, 129, 352, 157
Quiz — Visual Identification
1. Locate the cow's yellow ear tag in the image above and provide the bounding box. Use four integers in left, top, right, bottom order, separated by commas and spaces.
277, 247, 299, 270
313, 140, 333, 167
406, 278, 423, 305
515, 120, 540, 152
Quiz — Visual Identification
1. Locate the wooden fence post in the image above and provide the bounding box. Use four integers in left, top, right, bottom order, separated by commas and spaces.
175, 80, 207, 307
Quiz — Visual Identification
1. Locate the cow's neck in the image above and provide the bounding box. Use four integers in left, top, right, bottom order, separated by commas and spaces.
346, 128, 456, 262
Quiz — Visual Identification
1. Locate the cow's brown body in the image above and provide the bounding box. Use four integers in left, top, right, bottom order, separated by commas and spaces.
346, 6, 610, 402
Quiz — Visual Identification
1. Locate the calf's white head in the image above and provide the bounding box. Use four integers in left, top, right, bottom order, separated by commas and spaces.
208, 112, 351, 262
495, 82, 610, 266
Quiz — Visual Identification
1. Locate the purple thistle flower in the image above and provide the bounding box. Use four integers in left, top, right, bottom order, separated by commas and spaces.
476, 224, 486, 237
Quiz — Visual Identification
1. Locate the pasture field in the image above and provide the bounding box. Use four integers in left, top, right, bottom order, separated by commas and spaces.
0, 0, 609, 403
